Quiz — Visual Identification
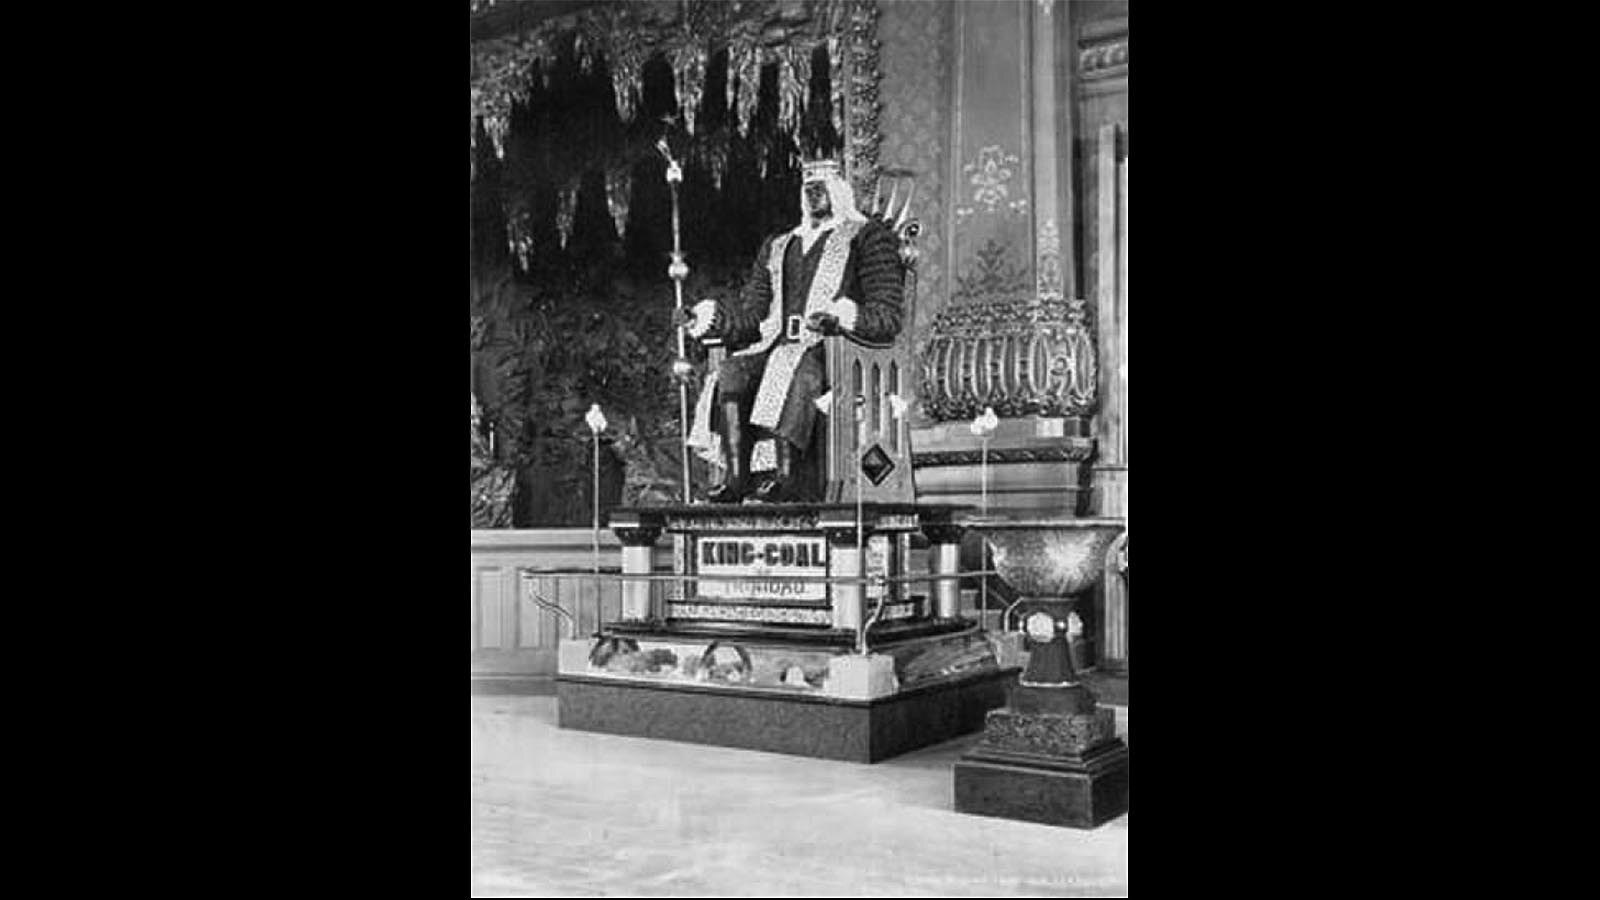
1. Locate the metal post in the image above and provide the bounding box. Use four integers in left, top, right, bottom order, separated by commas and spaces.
980, 434, 988, 630
592, 428, 600, 633
855, 395, 866, 653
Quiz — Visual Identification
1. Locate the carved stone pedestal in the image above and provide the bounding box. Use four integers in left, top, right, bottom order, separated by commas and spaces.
954, 733, 1129, 829
953, 692, 1129, 828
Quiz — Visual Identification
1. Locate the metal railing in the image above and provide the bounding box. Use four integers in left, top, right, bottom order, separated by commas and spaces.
518, 568, 1001, 654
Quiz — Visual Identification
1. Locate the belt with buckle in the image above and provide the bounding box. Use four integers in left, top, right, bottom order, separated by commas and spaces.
786, 314, 804, 340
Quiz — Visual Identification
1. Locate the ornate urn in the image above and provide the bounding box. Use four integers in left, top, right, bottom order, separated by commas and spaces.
968, 517, 1122, 705
955, 516, 1129, 828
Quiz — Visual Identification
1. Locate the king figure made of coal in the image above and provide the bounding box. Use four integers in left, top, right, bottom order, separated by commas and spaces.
678, 159, 904, 503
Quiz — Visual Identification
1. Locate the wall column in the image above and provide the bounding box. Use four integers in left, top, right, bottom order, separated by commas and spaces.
1075, 12, 1129, 675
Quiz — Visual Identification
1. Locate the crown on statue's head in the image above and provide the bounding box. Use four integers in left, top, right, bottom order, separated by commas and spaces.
801, 157, 843, 181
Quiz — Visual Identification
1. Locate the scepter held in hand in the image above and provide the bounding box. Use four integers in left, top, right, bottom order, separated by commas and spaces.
658, 136, 693, 504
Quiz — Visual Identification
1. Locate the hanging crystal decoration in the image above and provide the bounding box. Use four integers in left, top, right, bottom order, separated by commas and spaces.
733, 45, 761, 138
708, 143, 727, 191
828, 35, 844, 138
506, 207, 533, 272
789, 43, 813, 133
606, 18, 646, 124
724, 40, 741, 122
556, 183, 578, 250
604, 167, 632, 239
776, 51, 800, 141
575, 32, 596, 75
484, 113, 509, 160
672, 44, 709, 136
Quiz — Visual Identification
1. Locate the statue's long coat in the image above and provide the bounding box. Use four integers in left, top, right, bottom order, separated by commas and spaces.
688, 217, 903, 470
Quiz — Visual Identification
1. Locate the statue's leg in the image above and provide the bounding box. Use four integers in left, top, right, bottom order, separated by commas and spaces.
751, 347, 824, 503
706, 356, 760, 503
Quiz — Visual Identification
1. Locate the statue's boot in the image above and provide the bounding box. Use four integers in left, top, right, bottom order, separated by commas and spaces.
706, 402, 750, 504
749, 438, 798, 503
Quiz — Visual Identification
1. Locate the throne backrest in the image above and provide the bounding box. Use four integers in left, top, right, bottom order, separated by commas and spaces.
822, 169, 921, 504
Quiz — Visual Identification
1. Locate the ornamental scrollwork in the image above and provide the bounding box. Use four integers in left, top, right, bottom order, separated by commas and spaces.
917, 296, 1098, 422
911, 440, 1097, 468
1077, 18, 1128, 80
1079, 38, 1128, 77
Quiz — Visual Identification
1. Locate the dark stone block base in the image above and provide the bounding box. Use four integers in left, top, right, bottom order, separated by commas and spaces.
954, 740, 1130, 828
557, 667, 1015, 762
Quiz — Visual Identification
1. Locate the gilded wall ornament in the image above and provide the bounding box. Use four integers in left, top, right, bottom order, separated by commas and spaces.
956, 145, 1024, 220
1036, 217, 1063, 297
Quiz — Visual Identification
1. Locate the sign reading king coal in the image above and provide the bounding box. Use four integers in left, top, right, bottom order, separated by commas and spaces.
696, 535, 828, 602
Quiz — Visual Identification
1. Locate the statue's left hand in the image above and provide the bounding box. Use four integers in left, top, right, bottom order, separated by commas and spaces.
806, 311, 841, 335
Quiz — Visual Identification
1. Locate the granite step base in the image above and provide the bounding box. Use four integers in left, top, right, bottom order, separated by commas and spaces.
557, 667, 1014, 763
953, 740, 1130, 828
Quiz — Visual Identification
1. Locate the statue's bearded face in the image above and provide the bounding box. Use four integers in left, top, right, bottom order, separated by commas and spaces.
803, 179, 833, 220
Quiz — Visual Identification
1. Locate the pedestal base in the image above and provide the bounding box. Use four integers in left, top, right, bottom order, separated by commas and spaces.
953, 706, 1129, 828
557, 667, 1014, 762
954, 742, 1129, 828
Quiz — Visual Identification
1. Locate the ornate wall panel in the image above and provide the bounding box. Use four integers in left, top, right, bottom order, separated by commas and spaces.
876, 0, 954, 354
948, 0, 1034, 317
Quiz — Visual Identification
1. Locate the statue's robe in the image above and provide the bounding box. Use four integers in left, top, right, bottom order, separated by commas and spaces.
688, 216, 903, 478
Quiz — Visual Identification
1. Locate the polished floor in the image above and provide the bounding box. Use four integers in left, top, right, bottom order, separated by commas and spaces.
471, 694, 1129, 897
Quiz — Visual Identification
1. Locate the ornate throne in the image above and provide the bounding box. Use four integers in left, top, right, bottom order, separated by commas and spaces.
822, 168, 921, 504
695, 169, 923, 505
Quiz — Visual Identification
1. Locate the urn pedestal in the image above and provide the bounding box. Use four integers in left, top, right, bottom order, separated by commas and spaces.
953, 518, 1129, 828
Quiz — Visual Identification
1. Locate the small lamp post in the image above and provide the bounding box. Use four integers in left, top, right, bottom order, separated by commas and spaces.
969, 406, 999, 628
585, 403, 608, 619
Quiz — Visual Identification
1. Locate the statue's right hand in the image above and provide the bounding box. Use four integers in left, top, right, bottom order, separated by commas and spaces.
671, 306, 697, 330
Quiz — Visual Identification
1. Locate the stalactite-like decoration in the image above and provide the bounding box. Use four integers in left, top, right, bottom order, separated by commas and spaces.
707, 141, 729, 190
784, 43, 814, 144
472, 2, 873, 152
604, 166, 632, 238
484, 113, 509, 160
604, 7, 649, 123
556, 183, 579, 250
724, 29, 745, 122
609, 51, 644, 123
774, 47, 799, 140
574, 31, 597, 75
471, 0, 884, 204
505, 202, 534, 271
672, 43, 710, 135
731, 41, 763, 139
828, 34, 844, 138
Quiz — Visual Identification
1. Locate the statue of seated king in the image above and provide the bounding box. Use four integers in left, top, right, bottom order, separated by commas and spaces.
677, 158, 906, 504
